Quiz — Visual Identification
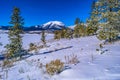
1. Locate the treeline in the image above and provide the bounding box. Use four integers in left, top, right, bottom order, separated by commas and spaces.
54, 0, 120, 43
53, 17, 96, 40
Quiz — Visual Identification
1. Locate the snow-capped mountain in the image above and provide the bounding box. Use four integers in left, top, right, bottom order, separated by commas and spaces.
0, 21, 66, 32
42, 21, 66, 30
23, 21, 66, 31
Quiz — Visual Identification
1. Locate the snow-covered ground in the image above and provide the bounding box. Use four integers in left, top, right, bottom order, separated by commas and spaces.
0, 33, 54, 51
0, 33, 120, 80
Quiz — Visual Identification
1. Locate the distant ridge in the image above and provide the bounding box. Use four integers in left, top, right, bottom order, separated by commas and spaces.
0, 21, 66, 31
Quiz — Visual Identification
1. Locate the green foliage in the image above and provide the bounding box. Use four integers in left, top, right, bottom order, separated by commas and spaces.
60, 29, 66, 38
74, 20, 86, 38
2, 59, 13, 68
61, 28, 73, 39
54, 28, 73, 40
93, 0, 120, 42
86, 17, 98, 36
97, 28, 118, 42
74, 17, 80, 25
97, 30, 107, 40
74, 25, 80, 38
116, 10, 120, 32
54, 30, 61, 40
46, 59, 64, 75
5, 7, 24, 59
65, 28, 73, 39
86, 1, 99, 36
86, 25, 98, 36
41, 31, 46, 46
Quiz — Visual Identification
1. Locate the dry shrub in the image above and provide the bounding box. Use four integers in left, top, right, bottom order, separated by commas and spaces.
29, 43, 46, 53
37, 45, 44, 49
28, 43, 38, 52
2, 59, 13, 68
65, 54, 79, 65
99, 43, 103, 49
46, 59, 64, 75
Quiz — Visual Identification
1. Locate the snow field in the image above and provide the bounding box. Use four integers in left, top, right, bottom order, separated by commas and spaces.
0, 33, 120, 80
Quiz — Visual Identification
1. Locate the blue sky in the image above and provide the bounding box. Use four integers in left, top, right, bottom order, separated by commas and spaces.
0, 0, 93, 26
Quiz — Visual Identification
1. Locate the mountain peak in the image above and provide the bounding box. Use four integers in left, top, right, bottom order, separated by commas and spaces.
42, 21, 65, 30
43, 21, 65, 26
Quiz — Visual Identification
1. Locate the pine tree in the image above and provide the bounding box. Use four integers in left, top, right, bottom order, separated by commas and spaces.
95, 0, 120, 42
65, 28, 73, 39
74, 24, 80, 38
54, 28, 73, 40
61, 29, 66, 38
74, 17, 80, 25
86, 1, 99, 36
74, 18, 85, 38
74, 18, 80, 38
54, 31, 59, 40
54, 30, 61, 40
116, 10, 120, 32
5, 7, 24, 58
41, 30, 46, 46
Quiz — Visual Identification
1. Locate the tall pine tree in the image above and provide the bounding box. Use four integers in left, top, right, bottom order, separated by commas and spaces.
95, 0, 120, 42
86, 1, 99, 36
5, 7, 24, 58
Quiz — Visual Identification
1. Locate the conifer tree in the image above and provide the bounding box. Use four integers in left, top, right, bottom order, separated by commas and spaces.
74, 18, 85, 37
116, 10, 120, 32
54, 28, 73, 40
95, 0, 120, 42
54, 31, 59, 40
65, 28, 73, 39
74, 25, 80, 38
54, 30, 61, 40
74, 17, 80, 25
41, 30, 46, 46
74, 18, 80, 38
5, 7, 24, 58
61, 29, 66, 38
86, 1, 99, 36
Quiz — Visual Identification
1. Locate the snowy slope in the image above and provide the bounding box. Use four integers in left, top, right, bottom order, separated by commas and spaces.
0, 33, 120, 80
0, 33, 54, 51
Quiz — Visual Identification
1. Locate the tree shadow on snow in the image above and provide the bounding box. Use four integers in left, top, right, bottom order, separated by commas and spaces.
19, 46, 73, 60
36, 46, 73, 55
